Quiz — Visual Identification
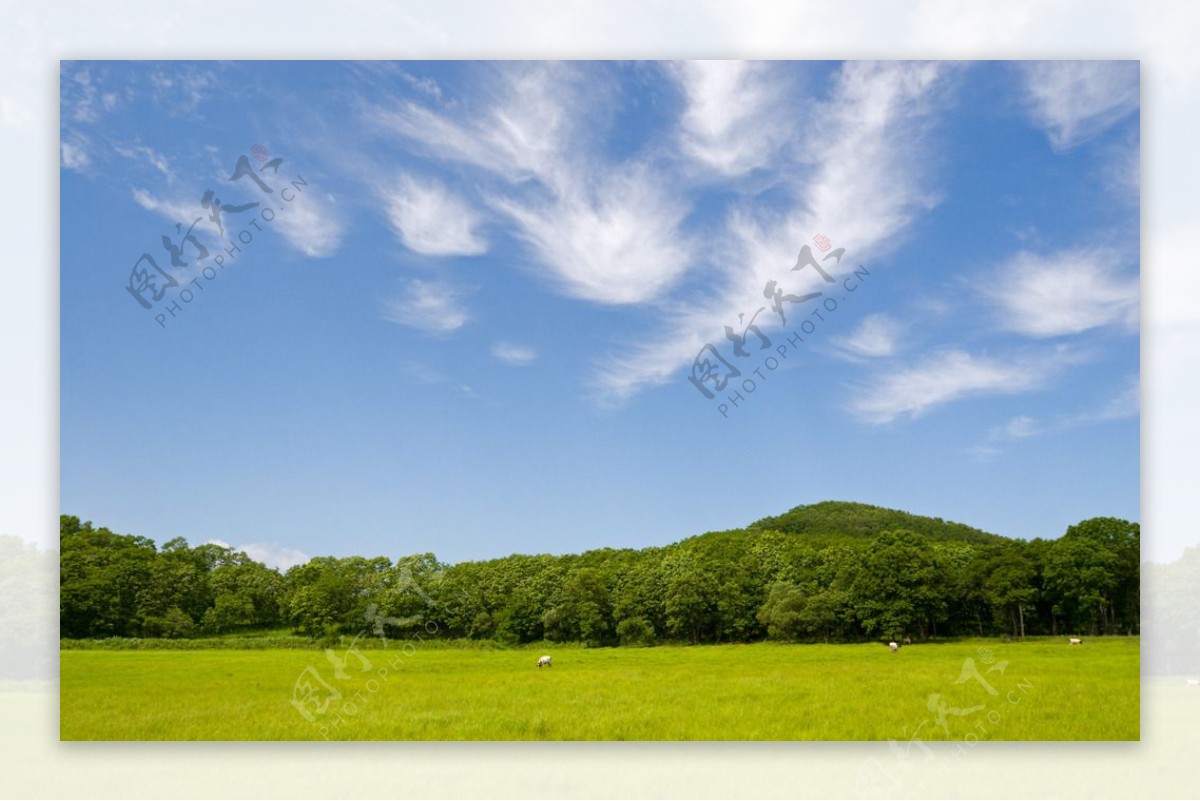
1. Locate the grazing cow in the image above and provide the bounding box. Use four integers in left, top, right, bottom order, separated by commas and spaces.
537, 655, 552, 668
902, 636, 912, 646
1068, 638, 1083, 645
889, 641, 899, 652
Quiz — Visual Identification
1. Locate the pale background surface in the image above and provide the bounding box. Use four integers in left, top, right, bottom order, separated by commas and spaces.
3, 0, 1196, 797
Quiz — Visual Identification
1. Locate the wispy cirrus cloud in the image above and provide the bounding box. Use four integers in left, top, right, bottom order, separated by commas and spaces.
132, 187, 198, 222
491, 342, 537, 366
668, 60, 795, 178
1071, 375, 1139, 424
133, 184, 343, 260
488, 165, 691, 304
60, 137, 91, 171
61, 64, 119, 124
384, 278, 469, 334
595, 61, 952, 402
149, 65, 219, 116
114, 142, 173, 180
367, 62, 693, 305
832, 313, 903, 360
983, 247, 1139, 337
971, 376, 1138, 460
1019, 61, 1139, 150
269, 190, 344, 258
383, 175, 487, 256
850, 347, 1073, 425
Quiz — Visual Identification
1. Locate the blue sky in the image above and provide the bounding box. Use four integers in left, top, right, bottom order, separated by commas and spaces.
60, 60, 1139, 569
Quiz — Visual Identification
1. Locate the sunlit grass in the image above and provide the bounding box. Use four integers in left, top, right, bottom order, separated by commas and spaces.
59, 637, 1138, 740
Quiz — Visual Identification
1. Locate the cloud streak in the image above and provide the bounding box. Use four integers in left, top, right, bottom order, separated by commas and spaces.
983, 247, 1139, 338
368, 62, 694, 305
383, 175, 487, 256
384, 278, 469, 334
595, 61, 951, 402
971, 376, 1138, 460
851, 348, 1071, 425
1019, 61, 1139, 150
669, 60, 794, 178
491, 342, 537, 366
832, 313, 903, 360
271, 190, 344, 258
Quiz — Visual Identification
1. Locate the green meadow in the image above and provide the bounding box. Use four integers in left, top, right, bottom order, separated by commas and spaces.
60, 637, 1138, 740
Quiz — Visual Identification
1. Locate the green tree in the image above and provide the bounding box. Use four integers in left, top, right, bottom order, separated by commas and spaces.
662, 551, 717, 644
851, 530, 946, 640
60, 517, 157, 638
982, 543, 1038, 638
757, 582, 806, 640
1044, 527, 1121, 636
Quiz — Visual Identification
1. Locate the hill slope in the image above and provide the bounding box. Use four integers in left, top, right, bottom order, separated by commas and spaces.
747, 500, 1004, 545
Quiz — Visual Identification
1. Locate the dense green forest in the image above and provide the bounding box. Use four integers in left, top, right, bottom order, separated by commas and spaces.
59, 502, 1140, 646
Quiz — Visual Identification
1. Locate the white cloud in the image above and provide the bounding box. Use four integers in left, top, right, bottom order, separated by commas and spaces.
851, 348, 1067, 425
60, 138, 90, 171
489, 166, 691, 304
594, 61, 951, 401
833, 313, 902, 360
384, 278, 469, 334
1102, 135, 1140, 201
400, 71, 445, 102
972, 376, 1138, 459
149, 65, 218, 115
204, 539, 310, 571
238, 542, 311, 571
668, 60, 793, 177
134, 182, 343, 262
969, 415, 1041, 461
64, 65, 101, 123
126, 188, 223, 286
114, 143, 173, 180
1019, 61, 1140, 150
1001, 414, 1038, 439
383, 175, 487, 256
369, 63, 693, 305
1072, 375, 1140, 424
271, 190, 344, 258
131, 189, 219, 255
984, 248, 1139, 337
491, 342, 536, 366
368, 63, 578, 182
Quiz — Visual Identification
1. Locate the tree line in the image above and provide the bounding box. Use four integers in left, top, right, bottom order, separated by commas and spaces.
59, 502, 1140, 645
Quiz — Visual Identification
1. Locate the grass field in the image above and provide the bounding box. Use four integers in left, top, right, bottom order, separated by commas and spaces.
59, 638, 1138, 740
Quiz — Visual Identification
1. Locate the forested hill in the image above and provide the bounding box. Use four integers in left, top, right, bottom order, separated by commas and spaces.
747, 501, 1003, 546
59, 503, 1140, 647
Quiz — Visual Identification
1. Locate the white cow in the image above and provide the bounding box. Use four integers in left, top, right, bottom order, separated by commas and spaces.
888, 641, 899, 652
537, 655, 552, 668
1068, 638, 1083, 645
1186, 679, 1199, 687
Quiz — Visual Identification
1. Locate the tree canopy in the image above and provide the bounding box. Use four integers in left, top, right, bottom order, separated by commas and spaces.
58, 502, 1140, 645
